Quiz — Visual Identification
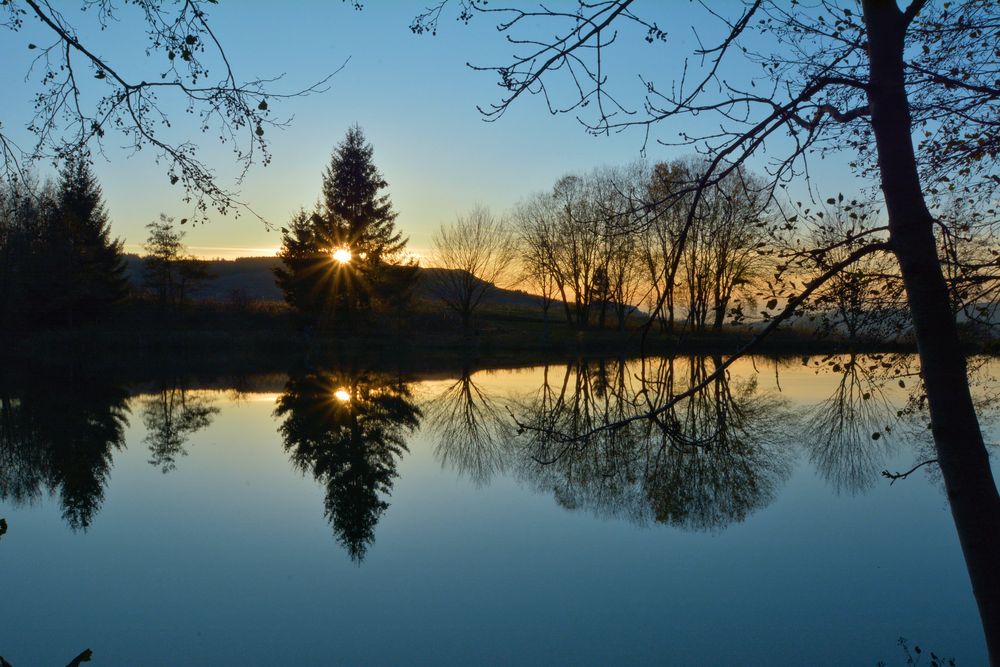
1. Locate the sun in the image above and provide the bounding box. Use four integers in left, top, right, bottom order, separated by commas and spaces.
333, 388, 351, 403
332, 247, 352, 264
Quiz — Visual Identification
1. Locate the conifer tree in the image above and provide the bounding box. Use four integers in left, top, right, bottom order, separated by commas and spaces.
276, 126, 410, 326
48, 156, 128, 324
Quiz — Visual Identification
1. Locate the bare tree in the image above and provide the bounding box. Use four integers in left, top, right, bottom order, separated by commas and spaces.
430, 205, 518, 334
2, 1, 339, 220
413, 1, 1000, 657
512, 195, 560, 324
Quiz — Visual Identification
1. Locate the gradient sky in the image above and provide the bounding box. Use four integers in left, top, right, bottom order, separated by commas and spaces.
1, 1, 859, 259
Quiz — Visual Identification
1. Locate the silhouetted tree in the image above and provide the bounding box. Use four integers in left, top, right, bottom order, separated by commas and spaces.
142, 214, 214, 311
512, 197, 559, 325
0, 179, 48, 327
802, 198, 908, 342
49, 156, 128, 324
275, 126, 411, 328
430, 206, 518, 335
274, 370, 420, 562
413, 4, 1000, 654
0, 159, 126, 327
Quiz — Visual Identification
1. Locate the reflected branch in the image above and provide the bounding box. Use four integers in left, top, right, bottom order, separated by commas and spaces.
510, 357, 794, 531
803, 353, 903, 494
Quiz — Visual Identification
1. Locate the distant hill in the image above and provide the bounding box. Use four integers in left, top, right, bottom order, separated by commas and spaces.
125, 255, 285, 301
123, 255, 557, 313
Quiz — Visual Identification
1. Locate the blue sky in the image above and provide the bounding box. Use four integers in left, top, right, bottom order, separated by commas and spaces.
1, 1, 859, 259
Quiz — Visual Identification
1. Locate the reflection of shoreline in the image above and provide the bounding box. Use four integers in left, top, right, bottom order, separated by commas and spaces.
421, 355, 979, 530
3, 354, 990, 537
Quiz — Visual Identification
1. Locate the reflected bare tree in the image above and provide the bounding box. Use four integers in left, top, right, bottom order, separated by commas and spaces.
140, 384, 220, 473
511, 357, 794, 531
0, 371, 128, 530
424, 367, 515, 486
275, 370, 420, 563
802, 353, 912, 494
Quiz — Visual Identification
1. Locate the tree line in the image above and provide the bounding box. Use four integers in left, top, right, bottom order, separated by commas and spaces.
0, 137, 963, 345
269, 124, 921, 343
429, 159, 924, 342
0, 158, 222, 330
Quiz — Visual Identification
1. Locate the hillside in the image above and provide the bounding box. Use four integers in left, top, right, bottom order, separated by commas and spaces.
123, 255, 557, 313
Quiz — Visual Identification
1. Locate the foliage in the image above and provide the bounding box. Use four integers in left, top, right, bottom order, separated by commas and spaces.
142, 214, 215, 311
1, 0, 338, 220
275, 126, 412, 328
0, 156, 127, 327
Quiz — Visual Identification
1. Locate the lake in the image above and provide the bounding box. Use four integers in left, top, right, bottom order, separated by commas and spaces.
1, 355, 995, 665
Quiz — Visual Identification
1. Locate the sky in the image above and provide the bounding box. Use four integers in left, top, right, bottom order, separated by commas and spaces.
1, 1, 860, 259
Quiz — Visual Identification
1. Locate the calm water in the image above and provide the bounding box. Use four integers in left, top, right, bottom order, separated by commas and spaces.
1, 355, 996, 665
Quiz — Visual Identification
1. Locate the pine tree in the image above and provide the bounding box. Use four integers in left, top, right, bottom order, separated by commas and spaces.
275, 126, 410, 327
46, 156, 128, 324
322, 125, 407, 267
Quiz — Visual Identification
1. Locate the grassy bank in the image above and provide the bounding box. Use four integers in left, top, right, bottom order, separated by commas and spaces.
2, 297, 957, 381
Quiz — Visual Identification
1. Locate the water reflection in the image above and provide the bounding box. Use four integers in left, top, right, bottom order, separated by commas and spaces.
425, 366, 514, 487
442, 357, 798, 530
140, 384, 220, 473
0, 355, 954, 541
0, 372, 129, 530
802, 353, 908, 494
274, 370, 421, 562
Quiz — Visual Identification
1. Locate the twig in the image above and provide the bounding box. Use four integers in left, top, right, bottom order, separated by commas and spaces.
881, 459, 939, 485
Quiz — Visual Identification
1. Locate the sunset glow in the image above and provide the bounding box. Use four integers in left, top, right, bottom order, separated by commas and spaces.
332, 248, 352, 265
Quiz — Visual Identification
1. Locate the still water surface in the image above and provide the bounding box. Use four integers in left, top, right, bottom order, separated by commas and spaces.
0, 356, 995, 665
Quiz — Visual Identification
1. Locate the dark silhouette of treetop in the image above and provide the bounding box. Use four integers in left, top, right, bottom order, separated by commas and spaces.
275, 126, 412, 327
323, 125, 407, 265
51, 155, 129, 323
0, 154, 127, 327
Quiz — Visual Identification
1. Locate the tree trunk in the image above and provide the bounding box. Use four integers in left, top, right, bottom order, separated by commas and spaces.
462, 310, 472, 338
712, 295, 729, 332
864, 4, 1000, 663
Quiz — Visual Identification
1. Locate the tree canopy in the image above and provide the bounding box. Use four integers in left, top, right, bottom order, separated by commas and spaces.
0, 156, 127, 327
275, 126, 413, 327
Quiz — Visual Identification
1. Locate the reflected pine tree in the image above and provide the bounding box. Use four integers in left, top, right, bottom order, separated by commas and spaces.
275, 370, 420, 562
0, 372, 129, 530
140, 385, 220, 473
512, 357, 794, 531
424, 367, 515, 486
